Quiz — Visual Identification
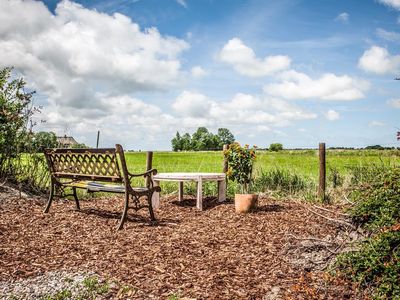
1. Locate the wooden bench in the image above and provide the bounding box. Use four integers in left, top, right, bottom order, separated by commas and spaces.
43, 144, 160, 230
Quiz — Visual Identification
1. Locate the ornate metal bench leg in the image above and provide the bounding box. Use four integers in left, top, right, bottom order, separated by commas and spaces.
117, 193, 130, 230
44, 182, 55, 213
147, 192, 156, 221
73, 187, 80, 210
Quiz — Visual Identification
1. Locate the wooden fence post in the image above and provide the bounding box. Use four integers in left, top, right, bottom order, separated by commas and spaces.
96, 130, 100, 148
223, 144, 228, 173
318, 142, 326, 202
145, 151, 153, 187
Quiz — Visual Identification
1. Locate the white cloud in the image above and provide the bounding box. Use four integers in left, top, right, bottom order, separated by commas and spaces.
335, 12, 349, 23
388, 98, 400, 108
0, 0, 189, 106
369, 120, 386, 127
377, 0, 400, 10
264, 70, 369, 101
172, 91, 211, 117
176, 0, 187, 8
218, 38, 291, 77
324, 110, 340, 121
376, 28, 400, 42
358, 46, 400, 74
191, 66, 207, 78
171, 91, 316, 129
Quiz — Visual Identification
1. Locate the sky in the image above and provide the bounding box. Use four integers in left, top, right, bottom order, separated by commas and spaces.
0, 0, 399, 150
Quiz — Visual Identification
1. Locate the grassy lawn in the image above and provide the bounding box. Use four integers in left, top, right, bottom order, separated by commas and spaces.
123, 149, 399, 198
125, 149, 400, 180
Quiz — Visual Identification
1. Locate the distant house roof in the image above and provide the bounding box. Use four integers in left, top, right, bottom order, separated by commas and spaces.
57, 135, 78, 148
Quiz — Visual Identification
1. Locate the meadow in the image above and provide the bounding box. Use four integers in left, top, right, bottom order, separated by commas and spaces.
124, 149, 400, 199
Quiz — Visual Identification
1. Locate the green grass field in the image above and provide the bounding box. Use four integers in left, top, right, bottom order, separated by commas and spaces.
124, 149, 400, 198
125, 149, 400, 179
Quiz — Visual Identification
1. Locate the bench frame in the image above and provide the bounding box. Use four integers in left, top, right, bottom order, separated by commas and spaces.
43, 144, 160, 229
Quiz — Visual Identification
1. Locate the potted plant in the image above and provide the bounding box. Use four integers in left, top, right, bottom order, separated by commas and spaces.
224, 142, 257, 213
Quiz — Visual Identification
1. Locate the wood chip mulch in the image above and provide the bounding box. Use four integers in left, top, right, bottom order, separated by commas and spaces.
0, 191, 361, 299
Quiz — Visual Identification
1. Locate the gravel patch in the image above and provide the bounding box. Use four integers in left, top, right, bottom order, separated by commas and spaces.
0, 270, 106, 300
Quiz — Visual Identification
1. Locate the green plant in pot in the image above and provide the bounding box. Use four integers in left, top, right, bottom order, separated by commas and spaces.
224, 142, 257, 213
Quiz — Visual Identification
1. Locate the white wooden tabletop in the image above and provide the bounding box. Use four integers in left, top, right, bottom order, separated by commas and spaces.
153, 172, 226, 181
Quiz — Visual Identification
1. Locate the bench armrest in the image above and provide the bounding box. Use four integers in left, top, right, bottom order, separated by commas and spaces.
128, 168, 158, 189
128, 168, 158, 178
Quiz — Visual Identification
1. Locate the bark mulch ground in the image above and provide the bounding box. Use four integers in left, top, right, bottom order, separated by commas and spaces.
0, 191, 361, 299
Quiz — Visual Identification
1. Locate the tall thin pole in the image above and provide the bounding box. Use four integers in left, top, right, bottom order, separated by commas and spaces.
223, 144, 229, 173
96, 130, 100, 149
318, 142, 326, 202
145, 151, 153, 188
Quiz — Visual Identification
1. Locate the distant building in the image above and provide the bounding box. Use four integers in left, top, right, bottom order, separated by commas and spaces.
56, 135, 78, 148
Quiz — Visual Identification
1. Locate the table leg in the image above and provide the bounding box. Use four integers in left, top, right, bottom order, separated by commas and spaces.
218, 179, 226, 202
152, 180, 160, 209
196, 177, 203, 210
178, 181, 184, 202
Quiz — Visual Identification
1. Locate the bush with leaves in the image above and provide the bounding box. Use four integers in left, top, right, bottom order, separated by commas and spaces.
334, 167, 400, 299
350, 167, 400, 231
224, 143, 256, 193
0, 67, 35, 177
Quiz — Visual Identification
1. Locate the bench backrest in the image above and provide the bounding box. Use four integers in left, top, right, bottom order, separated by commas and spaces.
44, 146, 124, 182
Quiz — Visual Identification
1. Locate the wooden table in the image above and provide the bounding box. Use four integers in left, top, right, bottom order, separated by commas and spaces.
151, 172, 226, 210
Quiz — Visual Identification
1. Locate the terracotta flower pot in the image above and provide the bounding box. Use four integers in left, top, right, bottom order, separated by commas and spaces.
234, 194, 258, 213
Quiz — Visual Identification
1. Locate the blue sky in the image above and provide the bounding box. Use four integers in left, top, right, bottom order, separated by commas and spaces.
0, 0, 399, 149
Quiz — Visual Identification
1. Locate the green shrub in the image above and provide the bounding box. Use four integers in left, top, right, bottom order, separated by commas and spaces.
349, 167, 400, 231
335, 227, 400, 299
269, 143, 283, 151
334, 166, 400, 299
253, 168, 313, 195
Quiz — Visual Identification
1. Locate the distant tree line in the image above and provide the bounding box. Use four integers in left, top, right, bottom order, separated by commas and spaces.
171, 127, 235, 151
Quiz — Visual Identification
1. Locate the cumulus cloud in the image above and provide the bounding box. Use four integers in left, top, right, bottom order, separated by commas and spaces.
171, 90, 316, 128
377, 0, 400, 10
172, 91, 211, 117
0, 0, 189, 105
388, 98, 400, 108
358, 46, 400, 74
263, 70, 369, 101
376, 28, 400, 42
324, 109, 340, 121
191, 66, 207, 78
335, 12, 349, 23
218, 38, 291, 77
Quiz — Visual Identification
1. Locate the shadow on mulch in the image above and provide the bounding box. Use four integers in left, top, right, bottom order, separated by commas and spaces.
171, 196, 229, 210
254, 204, 286, 213
79, 208, 180, 227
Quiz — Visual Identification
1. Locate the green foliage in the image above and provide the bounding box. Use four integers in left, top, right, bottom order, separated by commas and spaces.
70, 143, 89, 149
334, 167, 400, 299
328, 167, 344, 188
171, 127, 235, 151
32, 131, 57, 152
335, 228, 400, 299
253, 168, 313, 195
365, 145, 385, 150
0, 67, 35, 176
224, 143, 256, 193
349, 167, 400, 231
269, 143, 283, 151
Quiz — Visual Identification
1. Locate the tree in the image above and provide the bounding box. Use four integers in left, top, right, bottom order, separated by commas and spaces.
0, 67, 35, 175
170, 127, 235, 151
269, 143, 283, 151
32, 131, 57, 152
171, 131, 182, 151
71, 143, 89, 149
217, 128, 235, 147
